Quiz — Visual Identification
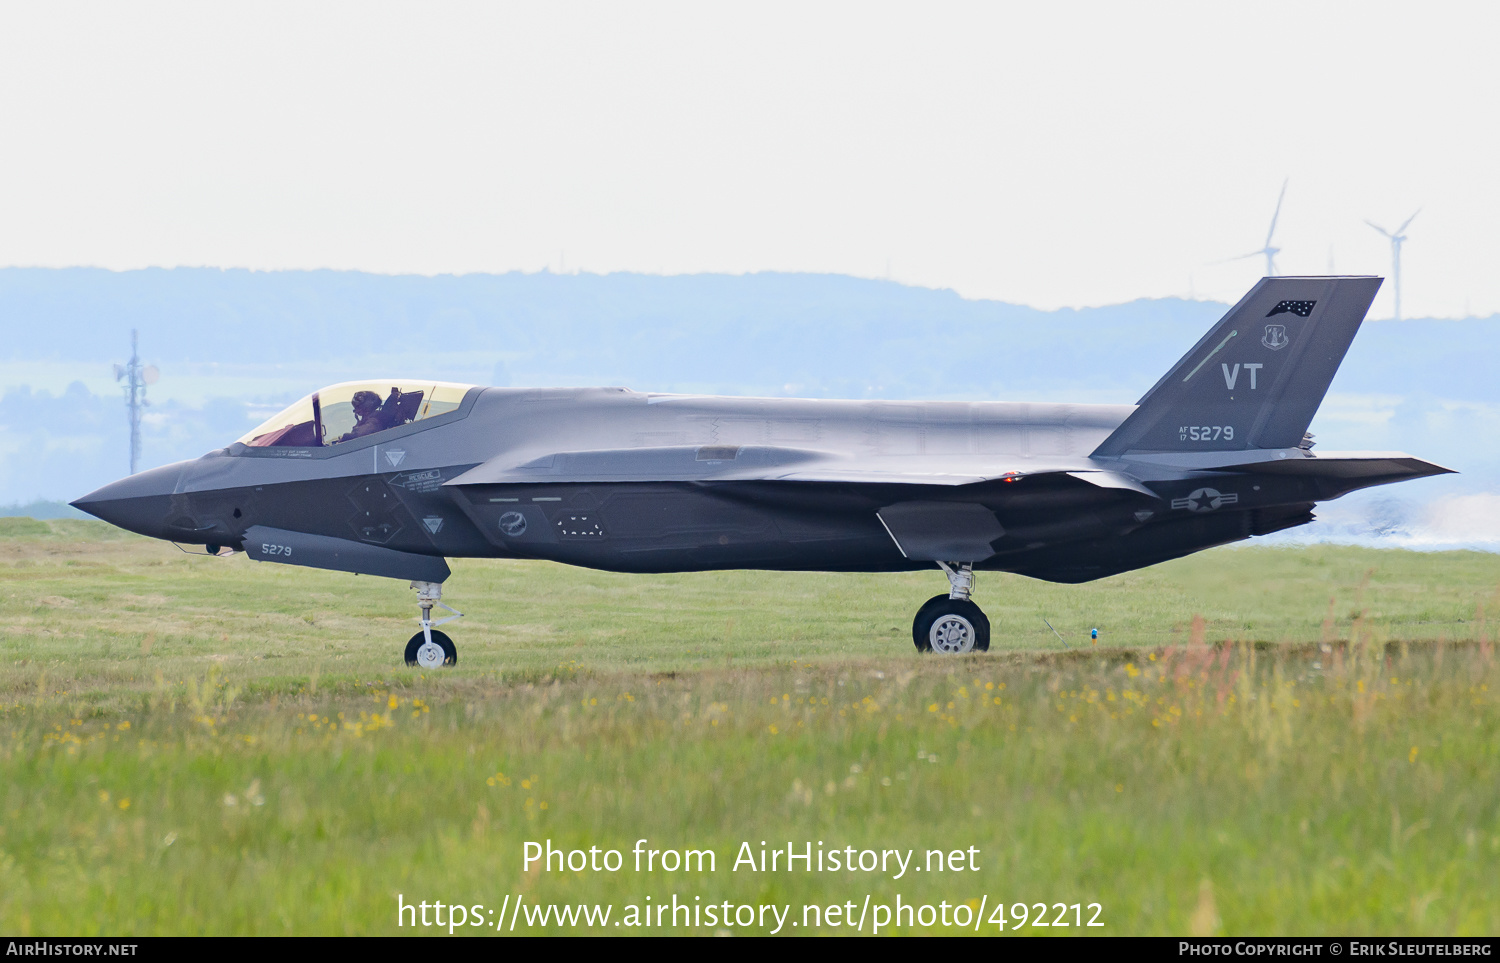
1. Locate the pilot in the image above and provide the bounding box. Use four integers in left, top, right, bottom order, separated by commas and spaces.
336, 390, 385, 443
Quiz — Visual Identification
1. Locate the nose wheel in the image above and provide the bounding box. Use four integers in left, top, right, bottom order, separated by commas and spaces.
406, 629, 457, 668
913, 562, 990, 654
406, 580, 462, 668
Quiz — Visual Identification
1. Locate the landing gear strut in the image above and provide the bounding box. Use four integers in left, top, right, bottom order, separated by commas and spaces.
404, 580, 462, 668
912, 561, 990, 654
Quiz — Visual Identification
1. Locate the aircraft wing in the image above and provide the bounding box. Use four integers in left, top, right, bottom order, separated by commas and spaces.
443, 444, 1136, 489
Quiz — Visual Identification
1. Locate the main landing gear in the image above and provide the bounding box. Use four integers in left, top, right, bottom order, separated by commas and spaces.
913, 561, 990, 654
405, 580, 463, 668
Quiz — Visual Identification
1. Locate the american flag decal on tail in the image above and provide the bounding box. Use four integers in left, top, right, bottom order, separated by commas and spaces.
1267, 300, 1315, 318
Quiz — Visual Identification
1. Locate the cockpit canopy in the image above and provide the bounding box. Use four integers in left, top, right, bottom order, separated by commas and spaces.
237, 381, 475, 448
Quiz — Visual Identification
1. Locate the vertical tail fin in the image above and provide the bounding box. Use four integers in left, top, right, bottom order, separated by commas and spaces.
1092, 276, 1382, 457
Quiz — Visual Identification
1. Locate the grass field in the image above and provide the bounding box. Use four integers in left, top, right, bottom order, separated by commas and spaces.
1, 518, 1497, 936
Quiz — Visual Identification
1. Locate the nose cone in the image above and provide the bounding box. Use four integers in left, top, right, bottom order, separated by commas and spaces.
71, 463, 187, 539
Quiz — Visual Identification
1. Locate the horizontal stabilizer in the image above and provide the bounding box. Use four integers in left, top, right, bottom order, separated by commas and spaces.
1210, 451, 1454, 481
243, 525, 451, 582
1121, 448, 1453, 480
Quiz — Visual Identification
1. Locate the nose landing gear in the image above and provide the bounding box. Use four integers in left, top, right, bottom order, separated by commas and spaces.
405, 580, 463, 668
913, 561, 990, 654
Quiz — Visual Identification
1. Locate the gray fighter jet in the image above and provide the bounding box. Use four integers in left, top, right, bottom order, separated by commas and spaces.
73, 276, 1450, 667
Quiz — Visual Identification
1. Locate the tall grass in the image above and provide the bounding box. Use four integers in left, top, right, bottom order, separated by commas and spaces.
1, 639, 1494, 935
1, 521, 1496, 935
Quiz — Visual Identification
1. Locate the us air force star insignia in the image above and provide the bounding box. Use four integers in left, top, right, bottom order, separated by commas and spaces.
1262, 324, 1290, 351
1171, 488, 1240, 513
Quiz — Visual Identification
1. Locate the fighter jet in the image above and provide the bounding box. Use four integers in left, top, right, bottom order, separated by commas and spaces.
73, 276, 1450, 667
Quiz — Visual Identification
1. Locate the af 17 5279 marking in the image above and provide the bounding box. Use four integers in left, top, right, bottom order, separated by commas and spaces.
1180, 426, 1235, 442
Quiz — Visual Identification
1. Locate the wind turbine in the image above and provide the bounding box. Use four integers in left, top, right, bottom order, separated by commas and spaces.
1221, 179, 1288, 277
1365, 210, 1419, 321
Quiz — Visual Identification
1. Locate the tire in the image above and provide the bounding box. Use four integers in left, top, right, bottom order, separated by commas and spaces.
912, 595, 990, 654
405, 629, 458, 668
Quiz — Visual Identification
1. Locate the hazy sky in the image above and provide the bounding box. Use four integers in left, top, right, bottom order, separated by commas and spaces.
1, 1, 1495, 317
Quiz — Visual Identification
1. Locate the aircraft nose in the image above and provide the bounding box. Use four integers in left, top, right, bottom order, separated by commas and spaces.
70, 463, 185, 539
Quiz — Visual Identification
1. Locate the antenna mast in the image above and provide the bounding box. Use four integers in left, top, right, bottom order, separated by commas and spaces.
115, 329, 150, 474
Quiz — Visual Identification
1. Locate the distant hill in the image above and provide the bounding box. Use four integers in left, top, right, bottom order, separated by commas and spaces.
0, 267, 1226, 399
0, 268, 1494, 513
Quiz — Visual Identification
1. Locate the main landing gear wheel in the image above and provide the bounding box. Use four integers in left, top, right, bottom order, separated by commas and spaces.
406, 629, 458, 668
912, 595, 990, 654
911, 561, 990, 654
406, 580, 463, 669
